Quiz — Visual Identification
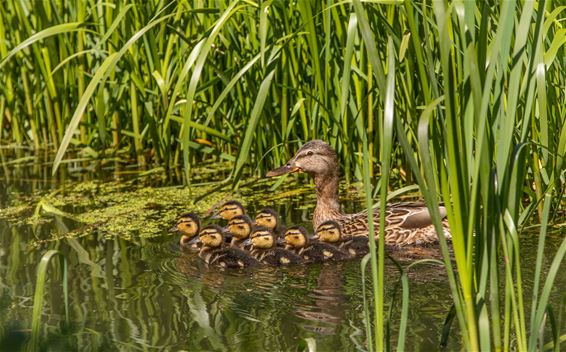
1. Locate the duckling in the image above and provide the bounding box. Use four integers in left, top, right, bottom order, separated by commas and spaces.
246, 227, 304, 266
224, 214, 253, 250
169, 212, 201, 251
315, 220, 369, 257
198, 224, 261, 268
284, 226, 352, 263
255, 208, 286, 239
214, 200, 246, 221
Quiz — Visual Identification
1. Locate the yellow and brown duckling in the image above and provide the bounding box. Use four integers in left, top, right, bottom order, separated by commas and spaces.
284, 226, 352, 263
246, 227, 304, 266
214, 200, 246, 221
267, 140, 451, 246
224, 214, 253, 250
254, 208, 286, 236
197, 224, 261, 268
315, 220, 369, 257
170, 212, 201, 252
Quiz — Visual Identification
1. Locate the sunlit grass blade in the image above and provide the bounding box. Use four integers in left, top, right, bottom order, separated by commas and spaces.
233, 68, 276, 183
0, 23, 82, 70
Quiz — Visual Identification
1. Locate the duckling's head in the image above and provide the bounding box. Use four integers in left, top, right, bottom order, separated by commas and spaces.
254, 208, 280, 230
226, 214, 253, 240
266, 140, 338, 178
170, 213, 201, 244
198, 224, 225, 248
284, 226, 309, 249
250, 227, 276, 249
215, 200, 245, 220
315, 220, 342, 243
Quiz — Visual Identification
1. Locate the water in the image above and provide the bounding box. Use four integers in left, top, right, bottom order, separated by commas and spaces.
0, 154, 564, 351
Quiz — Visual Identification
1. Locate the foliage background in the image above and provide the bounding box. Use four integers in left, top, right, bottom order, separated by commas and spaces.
1, 0, 566, 350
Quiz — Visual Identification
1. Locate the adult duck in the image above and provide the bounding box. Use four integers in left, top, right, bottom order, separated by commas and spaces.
266, 140, 450, 246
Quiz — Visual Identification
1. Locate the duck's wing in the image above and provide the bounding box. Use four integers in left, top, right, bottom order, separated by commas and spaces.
338, 202, 450, 246
373, 202, 447, 229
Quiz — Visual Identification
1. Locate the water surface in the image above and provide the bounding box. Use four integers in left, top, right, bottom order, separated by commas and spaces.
0, 154, 564, 351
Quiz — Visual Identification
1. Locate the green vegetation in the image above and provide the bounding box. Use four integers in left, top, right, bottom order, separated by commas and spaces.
1, 0, 566, 350
29, 250, 69, 352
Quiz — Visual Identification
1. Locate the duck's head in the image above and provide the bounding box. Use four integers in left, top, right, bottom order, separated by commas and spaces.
248, 227, 276, 249
254, 208, 280, 230
266, 140, 338, 178
315, 220, 342, 243
225, 214, 253, 240
214, 200, 245, 220
284, 226, 309, 249
170, 213, 201, 247
198, 224, 225, 248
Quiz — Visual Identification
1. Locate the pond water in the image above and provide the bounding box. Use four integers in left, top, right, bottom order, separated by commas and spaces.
0, 154, 565, 351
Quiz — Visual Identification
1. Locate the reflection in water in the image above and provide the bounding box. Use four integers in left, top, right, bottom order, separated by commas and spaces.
0, 210, 460, 350
295, 263, 348, 335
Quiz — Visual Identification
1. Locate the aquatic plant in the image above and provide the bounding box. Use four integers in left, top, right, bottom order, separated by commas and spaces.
1, 0, 566, 350
29, 250, 69, 352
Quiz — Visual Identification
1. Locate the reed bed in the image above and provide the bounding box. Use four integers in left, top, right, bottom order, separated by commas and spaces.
1, 0, 566, 350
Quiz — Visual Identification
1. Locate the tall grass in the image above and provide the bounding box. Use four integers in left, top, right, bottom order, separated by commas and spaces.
1, 0, 566, 350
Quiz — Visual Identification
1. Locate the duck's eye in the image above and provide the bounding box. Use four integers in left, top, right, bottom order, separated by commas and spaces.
307, 151, 313, 156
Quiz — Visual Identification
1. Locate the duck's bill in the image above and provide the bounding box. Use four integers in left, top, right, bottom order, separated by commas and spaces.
187, 236, 201, 245
266, 164, 301, 177
169, 225, 179, 233
222, 229, 233, 241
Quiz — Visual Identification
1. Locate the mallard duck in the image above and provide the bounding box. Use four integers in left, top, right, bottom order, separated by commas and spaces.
224, 214, 253, 250
254, 208, 286, 236
197, 224, 261, 268
214, 200, 246, 221
245, 227, 304, 266
284, 225, 352, 263
169, 212, 201, 251
266, 140, 451, 246
315, 220, 369, 257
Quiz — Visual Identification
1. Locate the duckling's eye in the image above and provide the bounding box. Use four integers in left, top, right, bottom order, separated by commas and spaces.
237, 225, 244, 229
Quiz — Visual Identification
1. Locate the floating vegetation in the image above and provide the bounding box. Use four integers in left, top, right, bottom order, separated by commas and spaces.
0, 170, 362, 246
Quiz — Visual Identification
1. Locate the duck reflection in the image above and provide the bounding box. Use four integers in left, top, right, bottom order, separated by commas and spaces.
294, 262, 348, 335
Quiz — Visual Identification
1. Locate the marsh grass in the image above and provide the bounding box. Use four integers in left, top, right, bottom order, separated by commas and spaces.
1, 0, 566, 350
29, 250, 69, 352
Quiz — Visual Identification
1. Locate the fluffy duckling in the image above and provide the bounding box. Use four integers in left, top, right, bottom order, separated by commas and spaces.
315, 220, 369, 257
214, 200, 246, 221
255, 208, 286, 238
284, 226, 352, 263
198, 224, 261, 268
170, 212, 201, 251
224, 214, 253, 250
246, 227, 304, 266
